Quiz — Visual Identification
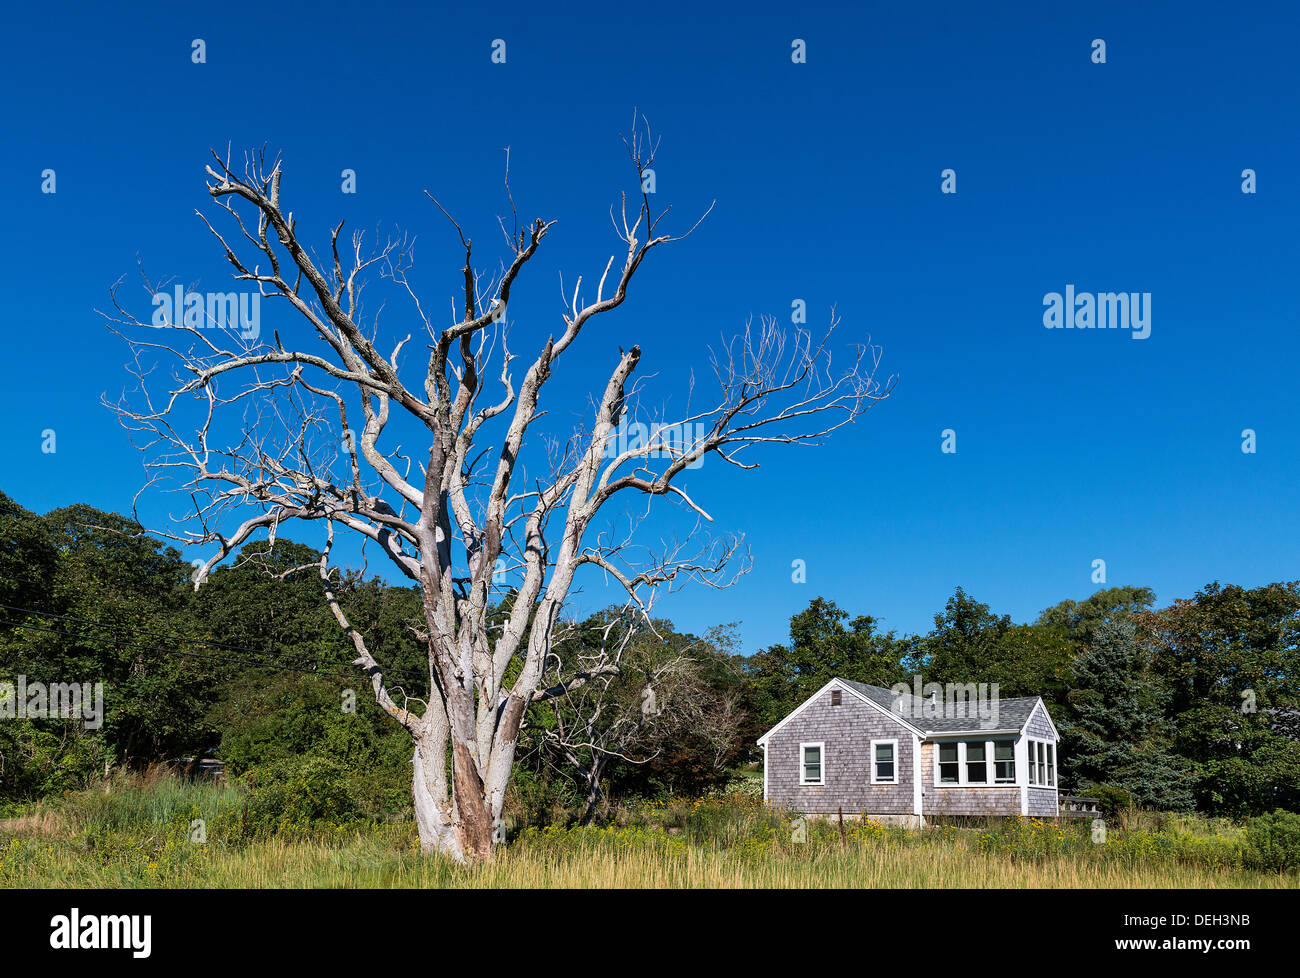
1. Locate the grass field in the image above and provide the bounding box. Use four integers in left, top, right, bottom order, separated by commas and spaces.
1, 777, 1295, 888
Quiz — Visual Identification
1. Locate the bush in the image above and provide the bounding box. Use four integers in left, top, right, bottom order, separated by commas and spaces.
1078, 784, 1134, 820
234, 757, 361, 836
1244, 809, 1300, 873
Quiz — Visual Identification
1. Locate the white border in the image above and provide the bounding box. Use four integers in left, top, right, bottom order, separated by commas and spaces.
870, 738, 899, 784
798, 741, 825, 786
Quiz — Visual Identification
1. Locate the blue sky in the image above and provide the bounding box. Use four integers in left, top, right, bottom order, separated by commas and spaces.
2, 0, 1297, 653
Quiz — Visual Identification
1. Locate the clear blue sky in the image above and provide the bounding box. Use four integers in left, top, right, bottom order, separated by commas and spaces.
2, 0, 1297, 654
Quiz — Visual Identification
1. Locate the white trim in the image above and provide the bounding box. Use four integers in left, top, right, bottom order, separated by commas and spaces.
870, 738, 899, 784
799, 741, 825, 786
1022, 735, 1058, 789
930, 736, 1020, 788
912, 734, 923, 816
762, 743, 768, 801
755, 678, 925, 747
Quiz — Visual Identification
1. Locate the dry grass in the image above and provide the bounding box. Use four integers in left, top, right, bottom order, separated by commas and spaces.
1, 781, 1295, 888
0, 811, 68, 840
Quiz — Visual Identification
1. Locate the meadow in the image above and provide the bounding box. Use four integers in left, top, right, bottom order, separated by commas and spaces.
1, 773, 1296, 888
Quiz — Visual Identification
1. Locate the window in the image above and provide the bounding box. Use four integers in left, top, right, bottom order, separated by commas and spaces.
938, 742, 959, 783
1047, 743, 1055, 787
871, 739, 897, 784
993, 741, 1015, 783
831, 689, 841, 706
1027, 740, 1037, 785
1037, 742, 1046, 786
965, 741, 987, 783
800, 742, 824, 785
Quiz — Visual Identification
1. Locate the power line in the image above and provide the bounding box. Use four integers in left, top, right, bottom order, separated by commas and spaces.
0, 611, 429, 688
0, 600, 432, 686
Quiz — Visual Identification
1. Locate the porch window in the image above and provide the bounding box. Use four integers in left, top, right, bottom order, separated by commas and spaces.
1036, 742, 1046, 786
993, 740, 1015, 783
872, 740, 897, 784
965, 741, 987, 783
800, 742, 824, 785
1047, 743, 1055, 787
938, 742, 959, 783
1027, 740, 1037, 785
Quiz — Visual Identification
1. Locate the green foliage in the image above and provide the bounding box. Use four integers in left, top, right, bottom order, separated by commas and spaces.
1244, 809, 1300, 873
1140, 581, 1300, 817
907, 588, 1073, 712
1036, 586, 1156, 646
1065, 620, 1193, 810
1077, 784, 1135, 819
233, 757, 362, 836
745, 596, 910, 726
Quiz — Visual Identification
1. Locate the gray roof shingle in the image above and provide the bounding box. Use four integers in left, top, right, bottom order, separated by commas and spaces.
838, 678, 1041, 735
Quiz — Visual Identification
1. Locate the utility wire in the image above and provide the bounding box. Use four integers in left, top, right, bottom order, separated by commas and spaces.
0, 611, 429, 688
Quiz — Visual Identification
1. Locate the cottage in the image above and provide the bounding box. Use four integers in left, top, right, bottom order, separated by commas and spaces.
758, 678, 1060, 826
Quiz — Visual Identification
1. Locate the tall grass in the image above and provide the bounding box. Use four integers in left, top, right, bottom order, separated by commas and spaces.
1, 778, 1295, 888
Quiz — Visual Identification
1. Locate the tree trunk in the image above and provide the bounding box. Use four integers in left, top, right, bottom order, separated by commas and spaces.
578, 755, 609, 827
409, 723, 501, 863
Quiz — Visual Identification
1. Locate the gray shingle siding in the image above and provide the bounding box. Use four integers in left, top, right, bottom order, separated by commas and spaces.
1028, 788, 1058, 817
763, 680, 1062, 820
917, 742, 1023, 816
1025, 703, 1055, 740
765, 688, 916, 814
926, 786, 1022, 816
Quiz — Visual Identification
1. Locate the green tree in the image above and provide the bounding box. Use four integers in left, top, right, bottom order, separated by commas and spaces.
1037, 585, 1156, 646
746, 596, 910, 727
1138, 582, 1300, 817
1064, 619, 1193, 810
906, 588, 1072, 710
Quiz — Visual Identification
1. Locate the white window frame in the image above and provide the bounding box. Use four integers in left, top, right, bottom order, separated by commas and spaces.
870, 738, 899, 785
932, 738, 1021, 787
934, 740, 962, 785
964, 740, 989, 784
799, 741, 825, 786
992, 739, 1016, 784
1023, 736, 1057, 789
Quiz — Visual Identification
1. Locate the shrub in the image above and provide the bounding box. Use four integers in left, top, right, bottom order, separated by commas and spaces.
1244, 809, 1300, 873
1078, 784, 1134, 820
234, 757, 361, 836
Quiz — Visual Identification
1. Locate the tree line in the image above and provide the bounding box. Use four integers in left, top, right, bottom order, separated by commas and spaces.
2, 490, 1296, 821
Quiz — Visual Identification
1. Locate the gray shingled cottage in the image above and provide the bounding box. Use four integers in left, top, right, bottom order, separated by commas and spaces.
758, 678, 1060, 826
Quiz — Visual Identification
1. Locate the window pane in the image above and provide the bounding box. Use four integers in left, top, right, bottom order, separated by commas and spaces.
877, 762, 894, 781
803, 746, 822, 782
939, 763, 959, 783
994, 741, 1014, 761
966, 741, 987, 782
876, 743, 894, 763
939, 743, 958, 763
1027, 743, 1036, 784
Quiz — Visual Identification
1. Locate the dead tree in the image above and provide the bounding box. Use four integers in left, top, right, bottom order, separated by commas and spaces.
535, 611, 705, 825
102, 126, 892, 862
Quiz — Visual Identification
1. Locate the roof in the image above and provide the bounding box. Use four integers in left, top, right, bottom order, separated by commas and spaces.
755, 677, 1056, 747
837, 679, 1045, 735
